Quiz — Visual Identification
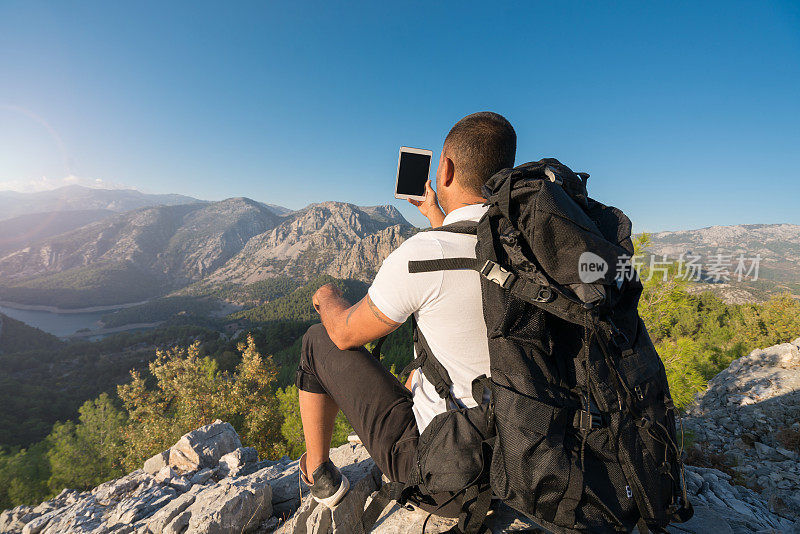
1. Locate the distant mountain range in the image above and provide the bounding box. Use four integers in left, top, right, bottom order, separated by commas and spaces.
0, 185, 203, 221
0, 189, 411, 307
201, 202, 410, 286
645, 223, 800, 301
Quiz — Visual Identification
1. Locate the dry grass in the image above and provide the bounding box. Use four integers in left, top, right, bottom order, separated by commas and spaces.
775, 428, 800, 453
684, 445, 763, 492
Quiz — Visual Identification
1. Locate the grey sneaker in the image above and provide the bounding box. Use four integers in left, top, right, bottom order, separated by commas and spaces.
299, 453, 350, 507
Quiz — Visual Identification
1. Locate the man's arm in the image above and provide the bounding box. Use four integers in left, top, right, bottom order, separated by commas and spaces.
312, 284, 401, 350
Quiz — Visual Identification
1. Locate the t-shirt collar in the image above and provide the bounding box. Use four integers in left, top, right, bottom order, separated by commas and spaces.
442, 203, 488, 225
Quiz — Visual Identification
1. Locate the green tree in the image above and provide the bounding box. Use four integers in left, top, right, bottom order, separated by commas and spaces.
0, 442, 50, 509
224, 337, 283, 457
117, 344, 217, 469
46, 393, 126, 492
635, 234, 694, 343
731, 293, 800, 349
655, 338, 708, 410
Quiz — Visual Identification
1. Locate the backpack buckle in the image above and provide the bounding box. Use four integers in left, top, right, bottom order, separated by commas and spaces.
574, 409, 604, 432
480, 260, 517, 289
574, 410, 592, 432
544, 166, 563, 185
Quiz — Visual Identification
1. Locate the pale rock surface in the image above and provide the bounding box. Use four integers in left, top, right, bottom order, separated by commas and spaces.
218, 447, 259, 477
683, 336, 800, 524
169, 420, 242, 472
155, 466, 178, 484
189, 468, 215, 486
273, 444, 381, 534
145, 485, 203, 534
1, 422, 271, 534
144, 450, 172, 475
182, 475, 272, 534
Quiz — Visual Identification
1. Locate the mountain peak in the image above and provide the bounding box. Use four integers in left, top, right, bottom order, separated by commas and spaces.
298, 201, 409, 227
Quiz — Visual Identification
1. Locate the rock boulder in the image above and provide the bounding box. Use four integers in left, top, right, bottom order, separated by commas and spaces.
169, 420, 243, 472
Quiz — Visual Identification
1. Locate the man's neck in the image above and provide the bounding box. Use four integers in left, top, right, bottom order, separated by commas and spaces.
443, 198, 485, 214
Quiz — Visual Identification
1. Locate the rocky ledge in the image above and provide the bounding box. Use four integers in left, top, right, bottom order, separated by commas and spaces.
3, 340, 800, 533
683, 337, 800, 526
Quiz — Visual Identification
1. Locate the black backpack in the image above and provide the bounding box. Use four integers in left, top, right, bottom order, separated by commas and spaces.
363, 159, 693, 534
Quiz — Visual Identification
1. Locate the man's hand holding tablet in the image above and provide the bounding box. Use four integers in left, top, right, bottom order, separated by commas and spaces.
407, 179, 444, 228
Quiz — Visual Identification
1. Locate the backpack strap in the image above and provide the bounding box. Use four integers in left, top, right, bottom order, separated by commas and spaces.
403, 219, 486, 403
409, 254, 592, 327
408, 257, 481, 273
402, 315, 459, 404
456, 483, 492, 534
424, 220, 479, 235
371, 334, 388, 359
361, 476, 492, 534
408, 218, 481, 273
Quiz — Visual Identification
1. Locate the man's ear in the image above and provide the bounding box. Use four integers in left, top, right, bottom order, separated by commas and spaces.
442, 155, 455, 187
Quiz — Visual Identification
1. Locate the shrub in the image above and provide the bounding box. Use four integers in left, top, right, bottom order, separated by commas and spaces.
117, 335, 282, 470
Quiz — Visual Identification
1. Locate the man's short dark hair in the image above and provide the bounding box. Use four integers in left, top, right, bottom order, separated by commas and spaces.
443, 112, 516, 195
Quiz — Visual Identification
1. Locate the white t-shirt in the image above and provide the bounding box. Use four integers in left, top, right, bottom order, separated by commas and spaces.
368, 204, 491, 432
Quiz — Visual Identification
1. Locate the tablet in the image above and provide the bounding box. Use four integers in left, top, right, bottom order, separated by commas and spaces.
394, 146, 432, 201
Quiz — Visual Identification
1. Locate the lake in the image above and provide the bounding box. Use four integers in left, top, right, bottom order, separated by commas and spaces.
0, 304, 110, 337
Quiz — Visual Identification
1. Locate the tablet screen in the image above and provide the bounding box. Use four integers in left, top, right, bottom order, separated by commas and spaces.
396, 151, 431, 197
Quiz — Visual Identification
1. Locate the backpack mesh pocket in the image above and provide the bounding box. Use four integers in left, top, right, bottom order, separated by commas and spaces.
489, 380, 572, 522
493, 294, 547, 345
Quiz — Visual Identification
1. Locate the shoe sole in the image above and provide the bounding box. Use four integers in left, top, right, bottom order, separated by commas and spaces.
314, 474, 350, 508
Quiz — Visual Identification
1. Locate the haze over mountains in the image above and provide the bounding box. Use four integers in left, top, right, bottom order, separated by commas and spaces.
0, 210, 115, 255
0, 187, 412, 308
0, 185, 202, 222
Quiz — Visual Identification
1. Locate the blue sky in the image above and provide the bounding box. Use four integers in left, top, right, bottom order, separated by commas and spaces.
1, 1, 798, 231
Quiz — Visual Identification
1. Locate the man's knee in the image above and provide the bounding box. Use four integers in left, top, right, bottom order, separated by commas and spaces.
301, 323, 336, 366
302, 322, 333, 355
297, 323, 331, 394
304, 322, 328, 342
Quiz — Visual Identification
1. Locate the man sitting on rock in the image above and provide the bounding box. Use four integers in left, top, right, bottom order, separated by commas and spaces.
296, 112, 516, 509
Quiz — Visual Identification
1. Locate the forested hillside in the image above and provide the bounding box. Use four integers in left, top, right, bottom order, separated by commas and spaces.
98, 296, 221, 328
0, 314, 63, 354
0, 325, 222, 450
227, 275, 368, 324
0, 275, 373, 453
